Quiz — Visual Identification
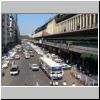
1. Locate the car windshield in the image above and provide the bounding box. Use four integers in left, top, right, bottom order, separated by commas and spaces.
10, 68, 18, 71
32, 64, 38, 67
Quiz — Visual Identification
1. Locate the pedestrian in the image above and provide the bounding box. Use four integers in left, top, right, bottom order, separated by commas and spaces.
72, 82, 76, 86
50, 81, 53, 86
66, 59, 69, 64
55, 81, 59, 86
77, 74, 81, 80
62, 80, 67, 86
53, 81, 55, 86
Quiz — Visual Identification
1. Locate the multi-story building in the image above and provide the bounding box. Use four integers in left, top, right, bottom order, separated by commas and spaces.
2, 13, 20, 53
33, 14, 98, 75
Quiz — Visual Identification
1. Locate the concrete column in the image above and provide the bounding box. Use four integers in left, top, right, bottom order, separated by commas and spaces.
83, 14, 85, 29
59, 24, 61, 33
74, 18, 75, 31
70, 19, 72, 31
65, 21, 67, 32
72, 18, 74, 31
64, 22, 65, 32
70, 19, 71, 31
75, 17, 77, 31
69, 20, 70, 31
58, 25, 59, 33
67, 20, 69, 32
61, 23, 63, 32
70, 51, 73, 64
77, 16, 80, 30
86, 14, 88, 29
72, 19, 73, 31
67, 20, 68, 32
58, 24, 59, 33
89, 14, 92, 28
93, 14, 96, 27
55, 25, 58, 33
61, 23, 64, 32
68, 20, 70, 31
80, 14, 82, 30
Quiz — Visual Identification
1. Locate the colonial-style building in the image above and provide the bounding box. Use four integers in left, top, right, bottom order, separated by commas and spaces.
33, 14, 98, 75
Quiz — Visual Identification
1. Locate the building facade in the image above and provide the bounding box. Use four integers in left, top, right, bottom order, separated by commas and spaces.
2, 13, 20, 53
33, 14, 98, 75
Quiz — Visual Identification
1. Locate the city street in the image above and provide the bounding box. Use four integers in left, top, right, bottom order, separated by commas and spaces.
2, 43, 83, 86
2, 14, 98, 86
2, 50, 50, 86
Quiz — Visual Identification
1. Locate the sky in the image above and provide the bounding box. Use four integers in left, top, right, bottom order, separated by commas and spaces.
18, 14, 56, 35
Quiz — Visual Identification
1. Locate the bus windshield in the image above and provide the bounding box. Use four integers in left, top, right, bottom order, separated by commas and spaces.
52, 67, 62, 71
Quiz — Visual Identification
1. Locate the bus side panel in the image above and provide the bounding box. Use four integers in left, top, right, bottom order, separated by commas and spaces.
39, 59, 51, 79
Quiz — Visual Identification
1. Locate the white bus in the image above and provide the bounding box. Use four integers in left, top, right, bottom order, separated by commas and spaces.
39, 57, 64, 79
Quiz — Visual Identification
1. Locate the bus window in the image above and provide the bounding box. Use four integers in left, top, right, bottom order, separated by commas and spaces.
52, 67, 62, 71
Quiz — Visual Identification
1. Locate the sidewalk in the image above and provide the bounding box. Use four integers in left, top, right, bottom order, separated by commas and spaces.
70, 66, 98, 86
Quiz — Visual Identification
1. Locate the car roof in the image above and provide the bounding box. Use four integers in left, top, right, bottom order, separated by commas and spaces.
32, 64, 38, 65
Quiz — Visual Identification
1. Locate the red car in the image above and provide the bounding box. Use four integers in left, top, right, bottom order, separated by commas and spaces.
30, 52, 34, 57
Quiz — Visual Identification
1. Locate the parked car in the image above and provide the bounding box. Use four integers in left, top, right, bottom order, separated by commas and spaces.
30, 52, 34, 57
2, 60, 9, 69
10, 65, 19, 75
29, 63, 39, 71
61, 63, 71, 70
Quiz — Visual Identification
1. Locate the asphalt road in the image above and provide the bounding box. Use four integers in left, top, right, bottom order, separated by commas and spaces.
2, 43, 83, 86
1, 51, 50, 86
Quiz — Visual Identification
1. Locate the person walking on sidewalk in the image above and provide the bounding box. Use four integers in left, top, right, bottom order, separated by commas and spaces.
62, 80, 67, 86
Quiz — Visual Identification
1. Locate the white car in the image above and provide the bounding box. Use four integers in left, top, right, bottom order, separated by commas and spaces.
15, 54, 20, 59
10, 65, 19, 75
29, 64, 39, 71
25, 53, 30, 59
39, 52, 44, 56
2, 62, 8, 69
2, 60, 9, 69
60, 62, 71, 70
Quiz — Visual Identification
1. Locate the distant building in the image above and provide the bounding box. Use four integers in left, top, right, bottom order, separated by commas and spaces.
2, 13, 20, 53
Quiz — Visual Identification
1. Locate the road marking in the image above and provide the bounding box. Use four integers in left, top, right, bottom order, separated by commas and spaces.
36, 82, 39, 86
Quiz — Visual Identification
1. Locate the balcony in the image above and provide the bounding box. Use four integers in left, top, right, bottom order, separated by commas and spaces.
2, 22, 5, 27
8, 28, 13, 32
2, 15, 5, 22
